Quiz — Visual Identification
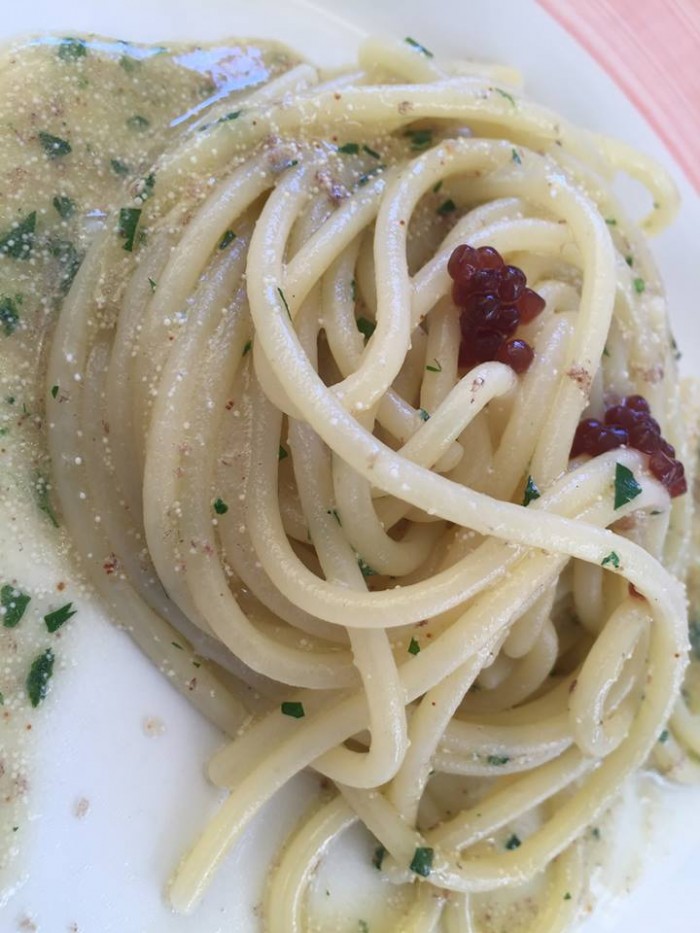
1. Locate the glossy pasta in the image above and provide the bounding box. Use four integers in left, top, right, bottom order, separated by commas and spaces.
45, 35, 698, 932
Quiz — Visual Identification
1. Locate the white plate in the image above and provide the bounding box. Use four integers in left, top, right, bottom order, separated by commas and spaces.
2, 2, 699, 931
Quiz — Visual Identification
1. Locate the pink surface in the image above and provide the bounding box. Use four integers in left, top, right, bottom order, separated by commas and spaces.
539, 0, 700, 192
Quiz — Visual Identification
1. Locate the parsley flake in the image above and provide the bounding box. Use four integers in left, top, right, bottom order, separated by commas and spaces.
408, 637, 420, 655
281, 700, 305, 719
35, 472, 59, 527
437, 198, 456, 216
39, 132, 72, 159
51, 385, 59, 399
487, 754, 510, 766
27, 648, 55, 707
357, 557, 377, 577
372, 845, 386, 870
409, 846, 434, 877
633, 277, 646, 294
512, 148, 522, 164
111, 159, 130, 177
432, 180, 443, 194
0, 296, 21, 336
278, 445, 288, 462
505, 833, 521, 850
57, 38, 87, 61
495, 88, 517, 107
418, 408, 430, 421
118, 208, 142, 252
426, 359, 442, 373
522, 475, 541, 506
242, 339, 252, 356
148, 277, 157, 292
1, 585, 31, 629
659, 729, 670, 743
338, 142, 360, 154
53, 195, 76, 219
601, 551, 620, 569
213, 498, 229, 515
404, 37, 434, 57
126, 114, 150, 132
44, 602, 77, 633
0, 212, 36, 260
363, 144, 381, 159
356, 316, 376, 342
219, 230, 236, 249
405, 129, 433, 150
614, 462, 642, 510
277, 287, 292, 320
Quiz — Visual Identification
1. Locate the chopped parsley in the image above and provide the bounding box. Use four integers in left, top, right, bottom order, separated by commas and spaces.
522, 475, 541, 506
53, 195, 76, 219
357, 557, 377, 577
404, 129, 433, 150
278, 445, 289, 462
601, 551, 620, 569
511, 148, 522, 164
51, 385, 59, 399
111, 159, 130, 176
358, 922, 369, 933
659, 729, 670, 744
50, 239, 81, 294
1, 585, 31, 629
409, 846, 434, 877
372, 845, 386, 870
118, 208, 142, 252
351, 278, 357, 302
277, 287, 292, 320
327, 508, 341, 525
148, 277, 157, 292
688, 620, 700, 660
591, 827, 601, 840
404, 37, 434, 58
363, 144, 381, 159
338, 142, 360, 155
217, 110, 242, 124
356, 316, 376, 342
605, 218, 617, 226
281, 700, 305, 719
219, 230, 236, 249
357, 165, 386, 187
26, 648, 55, 708
57, 37, 87, 61
139, 173, 156, 201
35, 472, 59, 527
119, 54, 140, 73
614, 462, 642, 510
213, 498, 229, 515
487, 754, 510, 766
0, 212, 36, 260
432, 180, 443, 194
408, 637, 420, 655
625, 255, 634, 267
417, 408, 430, 422
0, 296, 21, 336
44, 602, 77, 633
426, 359, 442, 373
126, 114, 150, 132
633, 277, 646, 294
505, 833, 521, 850
242, 339, 252, 356
495, 88, 517, 107
437, 198, 456, 216
39, 132, 72, 159
564, 892, 572, 901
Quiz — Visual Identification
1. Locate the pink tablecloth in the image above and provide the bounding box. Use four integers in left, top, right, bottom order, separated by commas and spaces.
538, 0, 700, 192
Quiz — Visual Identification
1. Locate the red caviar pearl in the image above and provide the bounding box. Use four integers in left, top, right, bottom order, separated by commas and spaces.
495, 339, 534, 373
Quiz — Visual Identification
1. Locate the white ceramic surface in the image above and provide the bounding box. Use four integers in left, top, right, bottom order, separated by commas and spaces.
1, 2, 699, 931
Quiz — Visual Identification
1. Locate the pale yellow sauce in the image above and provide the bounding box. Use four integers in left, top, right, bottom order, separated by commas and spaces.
0, 32, 296, 900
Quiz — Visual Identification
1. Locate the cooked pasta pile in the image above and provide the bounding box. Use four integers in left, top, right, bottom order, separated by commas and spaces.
44, 34, 699, 931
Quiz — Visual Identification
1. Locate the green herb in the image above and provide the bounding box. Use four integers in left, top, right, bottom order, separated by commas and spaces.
338, 142, 360, 154
126, 114, 150, 132
0, 212, 36, 260
605, 218, 617, 226
659, 729, 670, 743
219, 230, 236, 249
192, 660, 201, 668
591, 827, 601, 840
363, 144, 381, 159
0, 693, 3, 705
625, 255, 634, 267
357, 557, 377, 577
281, 700, 305, 719
53, 195, 76, 219
39, 132, 72, 159
277, 287, 292, 320
432, 180, 443, 194
217, 110, 242, 124
0, 296, 21, 336
148, 277, 157, 292
437, 198, 456, 216
505, 834, 521, 850
404, 37, 434, 57
119, 54, 140, 73
418, 408, 430, 422
511, 148, 522, 164
356, 316, 376, 342
495, 88, 517, 107
278, 445, 288, 462
689, 621, 700, 660
522, 475, 541, 506
327, 508, 341, 525
111, 159, 130, 177
372, 845, 386, 870
487, 754, 510, 766
26, 648, 55, 707
44, 602, 77, 633
358, 922, 369, 933
50, 239, 81, 294
614, 462, 642, 510
564, 892, 572, 901
118, 208, 141, 252
35, 472, 59, 527
57, 38, 87, 61
671, 336, 681, 361
213, 498, 228, 515
408, 637, 420, 656
404, 129, 433, 150
49, 386, 59, 402
357, 165, 386, 187
601, 551, 620, 569
242, 339, 252, 356
350, 279, 357, 302
602, 346, 610, 357
409, 846, 434, 877
1, 585, 31, 628
171, 641, 183, 650
426, 359, 442, 373
138, 173, 156, 202
633, 277, 646, 294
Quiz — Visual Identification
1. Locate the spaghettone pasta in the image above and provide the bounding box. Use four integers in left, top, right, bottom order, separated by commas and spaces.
41, 34, 699, 932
